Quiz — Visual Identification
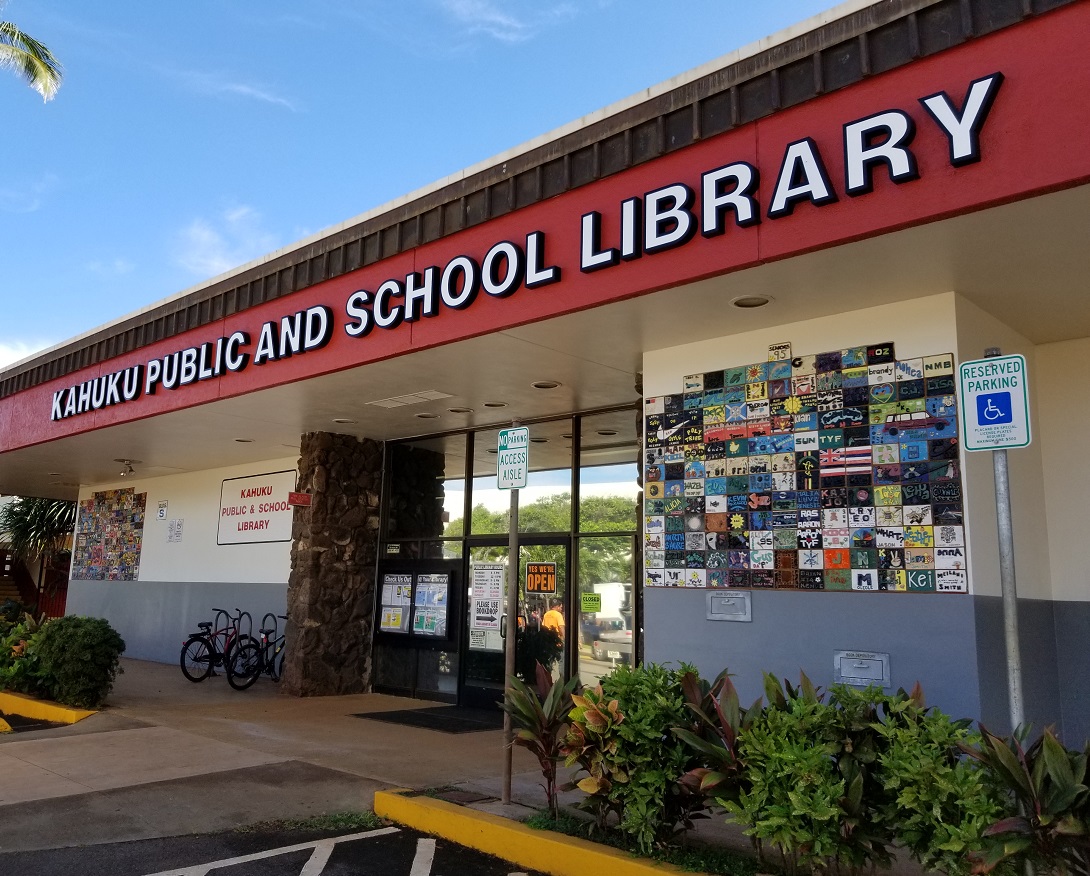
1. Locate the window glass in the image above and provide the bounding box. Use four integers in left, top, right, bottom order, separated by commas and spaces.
386, 434, 466, 541
579, 411, 639, 533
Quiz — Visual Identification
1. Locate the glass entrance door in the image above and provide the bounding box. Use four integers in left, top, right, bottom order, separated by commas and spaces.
460, 540, 569, 709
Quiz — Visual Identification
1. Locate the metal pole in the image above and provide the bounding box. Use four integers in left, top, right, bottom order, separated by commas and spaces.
985, 347, 1025, 732
501, 475, 520, 804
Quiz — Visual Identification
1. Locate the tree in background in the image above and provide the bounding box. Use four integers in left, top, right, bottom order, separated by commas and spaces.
0, 20, 62, 101
0, 497, 76, 608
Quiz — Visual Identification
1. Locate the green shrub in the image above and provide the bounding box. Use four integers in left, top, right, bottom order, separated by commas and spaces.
724, 674, 895, 876
32, 616, 125, 708
0, 613, 42, 695
874, 687, 1006, 876
565, 663, 705, 855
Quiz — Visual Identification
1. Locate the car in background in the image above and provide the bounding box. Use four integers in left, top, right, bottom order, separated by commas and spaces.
882, 412, 950, 436
589, 617, 632, 664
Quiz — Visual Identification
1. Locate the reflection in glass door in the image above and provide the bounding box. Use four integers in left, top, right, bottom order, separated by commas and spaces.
460, 541, 569, 709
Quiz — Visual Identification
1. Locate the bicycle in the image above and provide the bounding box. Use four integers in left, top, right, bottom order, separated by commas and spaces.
179, 607, 257, 683
226, 612, 287, 690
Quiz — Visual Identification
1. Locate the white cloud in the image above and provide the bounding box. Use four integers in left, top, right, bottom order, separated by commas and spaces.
0, 173, 60, 214
172, 69, 297, 111
0, 340, 53, 369
437, 0, 576, 43
174, 205, 279, 279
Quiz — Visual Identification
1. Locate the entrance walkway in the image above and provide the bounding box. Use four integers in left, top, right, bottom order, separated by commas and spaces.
0, 658, 543, 853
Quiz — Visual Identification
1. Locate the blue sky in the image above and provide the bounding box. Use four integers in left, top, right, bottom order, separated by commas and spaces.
3, 0, 837, 368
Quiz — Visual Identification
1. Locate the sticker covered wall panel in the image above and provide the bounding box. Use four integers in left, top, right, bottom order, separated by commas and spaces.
72, 488, 147, 581
643, 343, 966, 594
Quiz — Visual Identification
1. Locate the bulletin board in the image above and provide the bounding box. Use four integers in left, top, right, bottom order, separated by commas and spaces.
374, 560, 460, 649
643, 342, 967, 594
72, 488, 147, 581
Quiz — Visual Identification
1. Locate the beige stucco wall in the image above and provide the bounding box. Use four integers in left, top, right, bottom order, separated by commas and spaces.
75, 456, 297, 585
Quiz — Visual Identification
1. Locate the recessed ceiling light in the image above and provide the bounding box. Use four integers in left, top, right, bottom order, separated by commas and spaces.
561, 433, 573, 439
415, 412, 440, 419
235, 438, 254, 443
531, 380, 561, 390
731, 295, 772, 309
596, 429, 618, 437
48, 472, 63, 476
485, 448, 498, 454
530, 437, 549, 444
448, 407, 474, 414
332, 417, 357, 425
483, 401, 507, 408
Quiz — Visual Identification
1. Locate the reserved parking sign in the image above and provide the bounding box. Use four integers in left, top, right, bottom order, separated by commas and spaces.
958, 354, 1031, 451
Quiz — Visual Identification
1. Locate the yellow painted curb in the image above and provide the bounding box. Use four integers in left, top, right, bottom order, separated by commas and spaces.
0, 717, 11, 733
0, 690, 96, 725
374, 788, 707, 876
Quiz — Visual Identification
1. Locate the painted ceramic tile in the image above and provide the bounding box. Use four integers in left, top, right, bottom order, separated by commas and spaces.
852, 569, 880, 591
878, 548, 905, 570
775, 550, 798, 570
686, 551, 706, 568
797, 529, 823, 550
646, 550, 665, 568
645, 498, 666, 516
900, 482, 931, 506
705, 513, 728, 532
750, 550, 774, 570
876, 505, 904, 527
935, 547, 967, 569
684, 570, 707, 588
825, 549, 851, 569
815, 351, 842, 372
775, 570, 799, 589
751, 570, 776, 588
773, 529, 798, 550
723, 386, 746, 404
746, 396, 770, 416
797, 490, 822, 510
726, 569, 750, 588
686, 532, 708, 551
896, 359, 924, 381
792, 373, 817, 395
768, 378, 791, 399
664, 394, 684, 413
799, 570, 825, 590
906, 569, 935, 591
768, 359, 793, 380
768, 342, 793, 362
645, 531, 665, 551
665, 550, 686, 567
825, 568, 852, 590
750, 530, 774, 550
726, 550, 748, 569
663, 569, 686, 586
707, 570, 728, 588
684, 392, 704, 410
646, 569, 667, 587
684, 479, 705, 497
823, 529, 851, 549
703, 404, 727, 425
923, 353, 954, 376
876, 526, 905, 548
771, 414, 795, 433
935, 569, 968, 593
926, 375, 956, 396
898, 379, 926, 400
703, 370, 725, 390
935, 525, 965, 547
684, 373, 704, 393
880, 569, 907, 591
645, 396, 665, 415
746, 362, 769, 383
867, 343, 896, 364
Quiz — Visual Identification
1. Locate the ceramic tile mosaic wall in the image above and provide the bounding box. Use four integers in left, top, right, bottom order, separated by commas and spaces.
643, 342, 968, 594
72, 488, 147, 581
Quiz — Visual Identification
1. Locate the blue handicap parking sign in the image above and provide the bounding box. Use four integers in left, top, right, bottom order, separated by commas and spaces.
976, 392, 1013, 425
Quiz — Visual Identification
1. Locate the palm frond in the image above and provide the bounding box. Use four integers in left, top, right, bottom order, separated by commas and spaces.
0, 497, 76, 561
0, 21, 62, 101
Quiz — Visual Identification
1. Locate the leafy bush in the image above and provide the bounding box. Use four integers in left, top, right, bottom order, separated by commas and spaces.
32, 616, 125, 708
0, 612, 42, 694
963, 725, 1090, 876
874, 686, 1006, 876
500, 661, 580, 818
564, 663, 704, 855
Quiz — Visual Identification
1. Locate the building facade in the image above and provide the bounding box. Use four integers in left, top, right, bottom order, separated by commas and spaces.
2, 0, 1088, 737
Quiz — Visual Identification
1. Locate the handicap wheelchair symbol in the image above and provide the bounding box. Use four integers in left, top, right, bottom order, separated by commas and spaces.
976, 392, 1013, 425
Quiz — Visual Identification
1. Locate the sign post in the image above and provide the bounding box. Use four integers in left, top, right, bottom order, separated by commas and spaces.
497, 424, 528, 804
959, 349, 1032, 731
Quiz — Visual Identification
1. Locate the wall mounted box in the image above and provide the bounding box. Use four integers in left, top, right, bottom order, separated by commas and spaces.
707, 591, 752, 622
834, 650, 890, 687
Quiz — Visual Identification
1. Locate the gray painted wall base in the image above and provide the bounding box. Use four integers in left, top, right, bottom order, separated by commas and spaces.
644, 588, 1088, 744
66, 579, 287, 665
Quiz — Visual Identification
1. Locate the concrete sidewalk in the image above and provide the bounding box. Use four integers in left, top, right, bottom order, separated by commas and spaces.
0, 658, 549, 854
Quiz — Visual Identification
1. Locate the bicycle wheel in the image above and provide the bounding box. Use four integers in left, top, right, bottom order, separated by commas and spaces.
180, 636, 214, 682
226, 639, 263, 690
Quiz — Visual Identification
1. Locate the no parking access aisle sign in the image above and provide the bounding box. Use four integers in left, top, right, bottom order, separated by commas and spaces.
958, 353, 1031, 451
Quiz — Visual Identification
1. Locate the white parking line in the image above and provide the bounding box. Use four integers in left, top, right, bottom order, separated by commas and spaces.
143, 826, 401, 876
409, 837, 436, 876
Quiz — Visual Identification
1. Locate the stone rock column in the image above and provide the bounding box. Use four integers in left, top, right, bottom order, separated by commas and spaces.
282, 431, 383, 696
